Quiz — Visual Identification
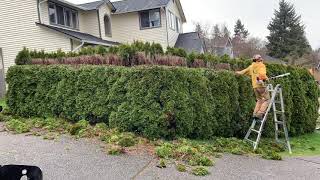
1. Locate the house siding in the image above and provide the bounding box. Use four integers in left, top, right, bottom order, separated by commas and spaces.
111, 8, 168, 49
0, 0, 72, 71
79, 10, 100, 37
166, 0, 183, 47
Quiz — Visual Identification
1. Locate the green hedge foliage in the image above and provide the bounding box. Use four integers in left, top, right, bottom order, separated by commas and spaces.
6, 64, 318, 139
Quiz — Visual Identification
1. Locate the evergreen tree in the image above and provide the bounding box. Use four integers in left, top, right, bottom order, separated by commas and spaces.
212, 24, 221, 38
222, 25, 230, 38
234, 19, 249, 39
194, 22, 209, 39
266, 0, 310, 59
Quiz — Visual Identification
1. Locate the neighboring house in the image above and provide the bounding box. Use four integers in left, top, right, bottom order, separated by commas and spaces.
0, 0, 205, 73
174, 32, 206, 53
207, 36, 234, 58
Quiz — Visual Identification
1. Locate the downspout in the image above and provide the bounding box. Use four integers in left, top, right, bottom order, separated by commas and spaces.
164, 7, 169, 48
38, 0, 48, 24
72, 41, 85, 52
97, 10, 102, 38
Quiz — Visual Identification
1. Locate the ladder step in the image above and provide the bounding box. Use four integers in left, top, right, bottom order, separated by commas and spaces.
276, 130, 285, 134
245, 139, 256, 145
250, 129, 260, 133
275, 121, 284, 124
275, 110, 285, 114
274, 100, 282, 104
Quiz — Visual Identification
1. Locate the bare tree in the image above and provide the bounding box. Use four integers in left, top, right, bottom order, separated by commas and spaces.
232, 36, 267, 58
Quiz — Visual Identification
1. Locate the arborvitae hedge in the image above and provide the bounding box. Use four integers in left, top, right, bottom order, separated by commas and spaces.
6, 64, 318, 139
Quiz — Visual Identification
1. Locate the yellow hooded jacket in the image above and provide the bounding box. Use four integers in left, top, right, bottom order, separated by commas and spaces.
238, 62, 268, 89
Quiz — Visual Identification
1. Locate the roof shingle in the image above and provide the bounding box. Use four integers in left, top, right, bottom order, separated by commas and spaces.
112, 0, 170, 14
77, 0, 105, 10
77, 0, 115, 11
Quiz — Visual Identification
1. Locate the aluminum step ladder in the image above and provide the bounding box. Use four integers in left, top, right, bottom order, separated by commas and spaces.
244, 83, 292, 154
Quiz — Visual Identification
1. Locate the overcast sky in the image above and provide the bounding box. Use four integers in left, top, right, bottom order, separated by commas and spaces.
68, 0, 320, 49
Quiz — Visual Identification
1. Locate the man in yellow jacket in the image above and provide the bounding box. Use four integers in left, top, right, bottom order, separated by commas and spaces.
236, 54, 270, 120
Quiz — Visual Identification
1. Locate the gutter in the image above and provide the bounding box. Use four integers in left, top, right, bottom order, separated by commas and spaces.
164, 7, 169, 48
72, 40, 118, 52
72, 41, 85, 52
97, 10, 102, 38
38, 0, 48, 23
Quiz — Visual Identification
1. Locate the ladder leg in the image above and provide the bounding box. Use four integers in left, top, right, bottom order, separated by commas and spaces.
245, 120, 256, 140
279, 88, 292, 154
272, 99, 279, 142
283, 122, 292, 154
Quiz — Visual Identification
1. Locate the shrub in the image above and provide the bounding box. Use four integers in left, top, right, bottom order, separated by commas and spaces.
191, 167, 209, 176
156, 143, 174, 158
166, 47, 187, 58
69, 119, 89, 135
188, 154, 214, 166
108, 46, 119, 54
6, 119, 30, 133
118, 44, 137, 66
108, 146, 124, 155
96, 45, 108, 55
6, 65, 319, 139
262, 150, 282, 160
176, 163, 187, 172
157, 159, 167, 168
15, 47, 32, 65
117, 133, 136, 147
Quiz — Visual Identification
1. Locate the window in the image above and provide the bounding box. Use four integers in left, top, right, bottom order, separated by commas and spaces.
168, 11, 175, 30
104, 15, 112, 37
49, 3, 56, 23
48, 2, 78, 29
176, 17, 181, 33
56, 5, 65, 25
71, 12, 78, 29
139, 9, 161, 29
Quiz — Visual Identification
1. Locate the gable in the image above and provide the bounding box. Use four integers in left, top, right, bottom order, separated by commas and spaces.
171, 0, 186, 22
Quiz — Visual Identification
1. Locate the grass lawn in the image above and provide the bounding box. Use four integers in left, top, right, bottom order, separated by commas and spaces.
282, 130, 320, 157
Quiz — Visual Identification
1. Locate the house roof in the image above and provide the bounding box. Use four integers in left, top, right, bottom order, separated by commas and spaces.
51, 0, 115, 11
112, 0, 169, 13
36, 23, 120, 46
112, 0, 186, 22
174, 32, 205, 53
212, 36, 232, 47
77, 0, 116, 11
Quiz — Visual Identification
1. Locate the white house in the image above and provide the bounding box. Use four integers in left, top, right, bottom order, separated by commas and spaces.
0, 0, 206, 74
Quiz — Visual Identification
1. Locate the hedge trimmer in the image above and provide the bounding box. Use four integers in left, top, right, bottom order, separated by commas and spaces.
268, 73, 291, 80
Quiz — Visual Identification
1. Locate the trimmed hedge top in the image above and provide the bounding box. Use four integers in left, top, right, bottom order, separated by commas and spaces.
6, 64, 319, 139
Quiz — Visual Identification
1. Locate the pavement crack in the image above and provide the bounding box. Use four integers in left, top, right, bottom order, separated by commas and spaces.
295, 157, 320, 166
131, 158, 155, 180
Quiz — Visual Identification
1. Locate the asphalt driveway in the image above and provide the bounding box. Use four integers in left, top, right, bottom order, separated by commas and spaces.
0, 128, 319, 179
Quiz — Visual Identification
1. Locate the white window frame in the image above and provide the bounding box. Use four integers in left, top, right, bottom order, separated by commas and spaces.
176, 17, 181, 33
168, 11, 176, 30
139, 9, 162, 29
48, 2, 79, 29
104, 15, 112, 37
